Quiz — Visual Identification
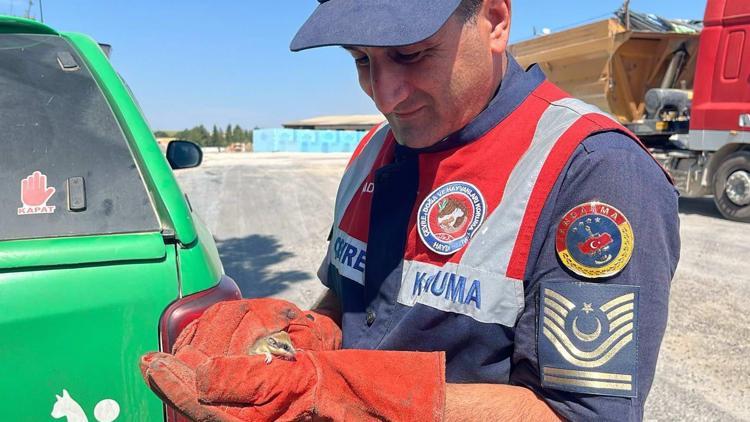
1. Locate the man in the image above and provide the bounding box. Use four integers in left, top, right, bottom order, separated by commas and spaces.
141, 0, 680, 421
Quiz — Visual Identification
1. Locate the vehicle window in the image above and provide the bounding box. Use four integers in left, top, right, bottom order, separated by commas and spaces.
0, 34, 160, 241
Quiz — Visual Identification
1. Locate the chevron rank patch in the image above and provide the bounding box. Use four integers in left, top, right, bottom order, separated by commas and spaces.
538, 281, 638, 397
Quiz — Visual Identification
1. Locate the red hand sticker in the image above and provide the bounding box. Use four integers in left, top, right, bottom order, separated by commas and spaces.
21, 171, 56, 206
17, 171, 57, 215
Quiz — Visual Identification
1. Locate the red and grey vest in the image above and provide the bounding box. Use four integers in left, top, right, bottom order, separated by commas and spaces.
320, 66, 647, 383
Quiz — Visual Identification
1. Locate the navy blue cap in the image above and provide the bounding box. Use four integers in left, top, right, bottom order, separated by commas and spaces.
290, 0, 464, 51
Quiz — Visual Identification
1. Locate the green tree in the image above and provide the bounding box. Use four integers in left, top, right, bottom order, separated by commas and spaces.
219, 126, 228, 147
153, 130, 170, 138
175, 129, 190, 141
170, 123, 258, 147
176, 125, 209, 146
232, 125, 244, 144
196, 125, 210, 145
225, 124, 234, 144
210, 125, 221, 147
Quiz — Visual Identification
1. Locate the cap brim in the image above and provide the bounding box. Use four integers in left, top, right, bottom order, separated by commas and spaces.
290, 0, 463, 51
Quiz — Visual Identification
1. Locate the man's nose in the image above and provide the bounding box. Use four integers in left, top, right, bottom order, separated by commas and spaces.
369, 62, 410, 115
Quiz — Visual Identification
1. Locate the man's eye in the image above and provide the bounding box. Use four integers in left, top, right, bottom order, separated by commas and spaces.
354, 56, 370, 67
395, 51, 424, 63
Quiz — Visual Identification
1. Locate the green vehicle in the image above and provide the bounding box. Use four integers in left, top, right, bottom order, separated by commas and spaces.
0, 16, 241, 421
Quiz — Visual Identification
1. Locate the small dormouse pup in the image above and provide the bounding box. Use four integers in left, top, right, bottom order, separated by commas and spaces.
248, 331, 297, 364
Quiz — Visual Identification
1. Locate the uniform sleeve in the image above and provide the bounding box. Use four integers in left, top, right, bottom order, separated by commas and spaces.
317, 248, 331, 288
509, 132, 680, 421
317, 226, 334, 288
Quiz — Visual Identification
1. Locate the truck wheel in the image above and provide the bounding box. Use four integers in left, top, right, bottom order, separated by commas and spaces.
713, 151, 750, 223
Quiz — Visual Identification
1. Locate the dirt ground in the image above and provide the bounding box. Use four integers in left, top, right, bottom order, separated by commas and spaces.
175, 152, 750, 422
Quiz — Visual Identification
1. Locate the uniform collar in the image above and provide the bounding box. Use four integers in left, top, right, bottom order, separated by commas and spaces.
396, 54, 546, 157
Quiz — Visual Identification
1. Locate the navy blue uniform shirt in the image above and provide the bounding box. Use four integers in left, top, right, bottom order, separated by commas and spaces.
322, 56, 680, 421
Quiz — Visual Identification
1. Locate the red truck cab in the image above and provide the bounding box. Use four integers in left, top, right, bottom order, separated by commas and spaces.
687, 0, 750, 220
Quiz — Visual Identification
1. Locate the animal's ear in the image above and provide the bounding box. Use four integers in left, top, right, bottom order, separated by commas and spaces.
55, 394, 62, 400
62, 389, 70, 398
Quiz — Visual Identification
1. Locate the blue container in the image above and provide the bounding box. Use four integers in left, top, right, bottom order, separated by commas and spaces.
295, 130, 316, 143
251, 129, 369, 153
275, 129, 295, 152
252, 129, 276, 152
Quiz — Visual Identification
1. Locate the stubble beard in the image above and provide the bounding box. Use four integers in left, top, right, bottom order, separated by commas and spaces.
387, 114, 446, 149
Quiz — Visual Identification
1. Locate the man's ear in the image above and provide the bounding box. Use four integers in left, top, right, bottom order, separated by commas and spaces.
485, 0, 511, 54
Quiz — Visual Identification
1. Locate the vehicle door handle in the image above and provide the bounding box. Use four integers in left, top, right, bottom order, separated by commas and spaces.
740, 114, 750, 128
67, 177, 86, 211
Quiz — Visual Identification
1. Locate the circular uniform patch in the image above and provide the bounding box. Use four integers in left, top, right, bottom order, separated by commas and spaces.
555, 202, 634, 278
417, 181, 486, 255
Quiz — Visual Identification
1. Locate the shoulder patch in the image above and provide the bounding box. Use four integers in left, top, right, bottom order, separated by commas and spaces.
538, 281, 638, 397
555, 202, 633, 279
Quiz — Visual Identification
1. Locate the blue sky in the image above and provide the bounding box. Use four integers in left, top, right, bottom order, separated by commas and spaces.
2, 1, 706, 130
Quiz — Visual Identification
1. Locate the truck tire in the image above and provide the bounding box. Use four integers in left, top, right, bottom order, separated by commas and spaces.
713, 151, 750, 223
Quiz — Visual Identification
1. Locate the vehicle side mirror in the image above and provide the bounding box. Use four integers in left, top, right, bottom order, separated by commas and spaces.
166, 140, 203, 169
98, 43, 112, 59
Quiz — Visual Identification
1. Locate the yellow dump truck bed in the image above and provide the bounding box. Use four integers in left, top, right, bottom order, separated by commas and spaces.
509, 19, 700, 124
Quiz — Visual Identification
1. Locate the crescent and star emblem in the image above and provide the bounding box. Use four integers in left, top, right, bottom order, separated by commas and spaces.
539, 285, 638, 397
572, 302, 602, 342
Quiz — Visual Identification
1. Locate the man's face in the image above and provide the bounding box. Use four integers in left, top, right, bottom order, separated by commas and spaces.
345, 8, 505, 148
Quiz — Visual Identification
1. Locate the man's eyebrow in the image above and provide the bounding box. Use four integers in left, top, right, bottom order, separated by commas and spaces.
399, 39, 436, 52
396, 33, 445, 52
340, 38, 438, 55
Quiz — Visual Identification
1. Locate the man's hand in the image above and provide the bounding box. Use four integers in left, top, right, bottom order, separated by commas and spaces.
191, 349, 445, 421
444, 384, 561, 422
310, 288, 342, 325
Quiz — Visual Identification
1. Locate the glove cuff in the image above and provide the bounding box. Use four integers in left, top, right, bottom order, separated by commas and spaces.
311, 350, 446, 422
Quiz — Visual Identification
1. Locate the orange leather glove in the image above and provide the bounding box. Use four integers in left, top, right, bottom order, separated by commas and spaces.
141, 352, 269, 421
140, 298, 341, 421
194, 350, 446, 422
165, 298, 341, 370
